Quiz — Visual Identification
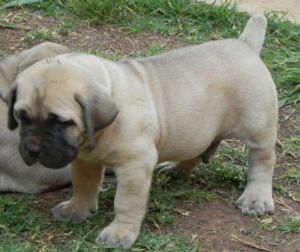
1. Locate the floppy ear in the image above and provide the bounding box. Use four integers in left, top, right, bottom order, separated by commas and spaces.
6, 86, 18, 130
75, 92, 119, 146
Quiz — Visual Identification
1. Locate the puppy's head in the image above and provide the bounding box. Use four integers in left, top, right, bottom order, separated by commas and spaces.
7, 57, 118, 169
0, 42, 70, 100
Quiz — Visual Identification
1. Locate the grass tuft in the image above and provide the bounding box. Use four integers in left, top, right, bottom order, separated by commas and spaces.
279, 217, 300, 234
285, 167, 300, 184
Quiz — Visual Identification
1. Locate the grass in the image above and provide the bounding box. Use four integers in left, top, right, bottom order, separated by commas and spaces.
0, 49, 8, 58
1, 0, 300, 105
0, 144, 248, 251
279, 217, 300, 234
0, 0, 300, 250
24, 28, 54, 42
85, 44, 167, 61
2, 0, 297, 105
0, 194, 199, 251
285, 167, 300, 185
282, 135, 300, 159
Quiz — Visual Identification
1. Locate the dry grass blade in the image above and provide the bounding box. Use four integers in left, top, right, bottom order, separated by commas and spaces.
274, 196, 297, 213
0, 21, 31, 31
231, 234, 275, 252
276, 138, 284, 148
284, 108, 296, 121
2, 0, 43, 8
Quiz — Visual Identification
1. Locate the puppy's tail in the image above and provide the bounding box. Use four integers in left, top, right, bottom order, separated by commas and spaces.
239, 14, 267, 54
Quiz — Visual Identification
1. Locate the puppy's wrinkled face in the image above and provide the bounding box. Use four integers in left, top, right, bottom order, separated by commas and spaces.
8, 60, 84, 169
16, 108, 80, 168
12, 91, 82, 169
7, 58, 118, 169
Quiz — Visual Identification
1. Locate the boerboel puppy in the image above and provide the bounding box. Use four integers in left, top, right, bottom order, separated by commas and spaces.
0, 42, 71, 193
7, 15, 277, 248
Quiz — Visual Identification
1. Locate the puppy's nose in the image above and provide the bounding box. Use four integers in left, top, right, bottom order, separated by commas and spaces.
24, 136, 41, 158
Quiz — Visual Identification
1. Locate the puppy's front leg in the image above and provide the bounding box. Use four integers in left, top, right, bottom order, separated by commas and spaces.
96, 152, 157, 249
52, 158, 103, 223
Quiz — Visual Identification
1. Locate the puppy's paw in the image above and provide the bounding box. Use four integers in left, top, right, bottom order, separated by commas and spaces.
236, 184, 274, 215
52, 199, 97, 224
96, 221, 139, 249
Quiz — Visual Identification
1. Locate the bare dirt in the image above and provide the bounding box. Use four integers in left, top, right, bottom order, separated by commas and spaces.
1, 9, 299, 252
0, 9, 184, 55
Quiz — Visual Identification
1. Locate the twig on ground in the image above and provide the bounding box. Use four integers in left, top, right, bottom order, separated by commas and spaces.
276, 138, 283, 148
285, 151, 297, 159
284, 108, 295, 121
231, 234, 274, 252
274, 196, 298, 213
288, 192, 300, 203
287, 238, 300, 245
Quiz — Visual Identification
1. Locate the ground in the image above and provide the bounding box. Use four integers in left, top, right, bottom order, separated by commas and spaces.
201, 0, 300, 23
0, 2, 299, 252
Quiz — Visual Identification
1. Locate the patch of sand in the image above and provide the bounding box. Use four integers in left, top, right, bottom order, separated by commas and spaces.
201, 0, 300, 23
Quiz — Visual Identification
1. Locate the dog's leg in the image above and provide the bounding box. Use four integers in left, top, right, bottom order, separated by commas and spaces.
236, 130, 276, 215
157, 140, 220, 175
157, 158, 199, 174
96, 148, 157, 249
199, 139, 221, 164
52, 158, 103, 223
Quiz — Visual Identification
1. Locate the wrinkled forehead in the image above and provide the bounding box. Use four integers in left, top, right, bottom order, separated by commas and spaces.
14, 63, 79, 120
15, 88, 76, 120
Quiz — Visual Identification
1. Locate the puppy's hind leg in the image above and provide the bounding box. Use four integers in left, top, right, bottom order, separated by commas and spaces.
157, 140, 221, 175
236, 127, 277, 215
199, 139, 221, 164
156, 158, 199, 175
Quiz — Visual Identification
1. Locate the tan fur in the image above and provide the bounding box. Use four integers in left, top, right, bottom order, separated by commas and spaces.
8, 15, 278, 248
0, 42, 71, 193
52, 158, 103, 223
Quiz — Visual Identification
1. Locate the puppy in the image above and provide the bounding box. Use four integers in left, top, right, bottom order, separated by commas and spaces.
0, 42, 71, 193
7, 15, 277, 248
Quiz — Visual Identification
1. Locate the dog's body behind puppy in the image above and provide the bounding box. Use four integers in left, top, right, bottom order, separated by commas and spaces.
8, 15, 277, 248
0, 42, 71, 193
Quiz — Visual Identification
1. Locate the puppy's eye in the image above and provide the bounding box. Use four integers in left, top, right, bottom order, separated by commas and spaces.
15, 110, 31, 125
48, 113, 74, 126
15, 109, 25, 118
14, 110, 21, 119
48, 113, 58, 121
59, 119, 75, 127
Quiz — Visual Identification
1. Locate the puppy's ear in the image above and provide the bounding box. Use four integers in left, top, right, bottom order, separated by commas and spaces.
6, 86, 18, 130
75, 92, 118, 146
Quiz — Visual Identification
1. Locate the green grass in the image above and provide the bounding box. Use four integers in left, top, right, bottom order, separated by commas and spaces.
0, 0, 300, 250
85, 44, 167, 61
196, 144, 247, 191
1, 0, 300, 105
279, 217, 300, 234
2, 0, 299, 105
24, 28, 54, 42
0, 194, 198, 251
285, 167, 300, 184
0, 144, 247, 251
0, 49, 9, 58
282, 135, 300, 158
